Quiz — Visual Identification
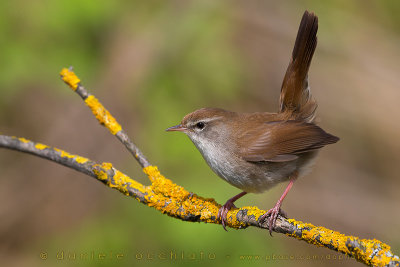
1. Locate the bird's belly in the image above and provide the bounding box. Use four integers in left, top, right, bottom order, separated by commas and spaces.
198, 144, 317, 193
217, 160, 298, 193
192, 136, 318, 193
199, 148, 297, 193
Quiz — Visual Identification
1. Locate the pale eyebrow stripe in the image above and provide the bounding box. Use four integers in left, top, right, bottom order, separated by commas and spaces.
193, 116, 223, 125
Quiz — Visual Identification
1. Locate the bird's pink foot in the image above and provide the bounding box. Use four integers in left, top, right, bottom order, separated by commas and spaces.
259, 204, 287, 236
218, 191, 247, 231
218, 201, 237, 231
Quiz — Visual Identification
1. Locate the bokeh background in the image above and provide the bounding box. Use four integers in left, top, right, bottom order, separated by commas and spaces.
1, 0, 400, 266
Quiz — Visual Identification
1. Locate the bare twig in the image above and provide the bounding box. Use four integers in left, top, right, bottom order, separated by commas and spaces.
0, 68, 398, 267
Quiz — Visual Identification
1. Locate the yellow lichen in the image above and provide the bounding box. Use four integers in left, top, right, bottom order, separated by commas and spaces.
75, 156, 89, 164
92, 162, 146, 197
143, 165, 161, 182
84, 95, 122, 135
143, 166, 188, 198
54, 148, 89, 164
189, 195, 219, 223
35, 143, 48, 150
286, 219, 342, 249
285, 219, 396, 266
111, 169, 145, 196
101, 162, 113, 171
354, 238, 392, 266
143, 166, 265, 227
142, 165, 220, 223
18, 137, 30, 143
60, 150, 75, 159
60, 68, 81, 90
243, 206, 265, 219
92, 163, 110, 181
229, 206, 266, 229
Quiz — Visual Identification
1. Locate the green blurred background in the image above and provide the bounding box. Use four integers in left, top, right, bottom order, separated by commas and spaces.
1, 0, 400, 266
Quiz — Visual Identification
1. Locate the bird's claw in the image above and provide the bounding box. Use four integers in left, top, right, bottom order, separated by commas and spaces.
259, 206, 287, 236
218, 201, 237, 231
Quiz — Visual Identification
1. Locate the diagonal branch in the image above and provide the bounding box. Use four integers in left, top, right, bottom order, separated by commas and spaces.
0, 68, 398, 267
60, 67, 150, 168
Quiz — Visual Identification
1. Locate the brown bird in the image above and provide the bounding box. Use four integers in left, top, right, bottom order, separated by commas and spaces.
166, 10, 339, 234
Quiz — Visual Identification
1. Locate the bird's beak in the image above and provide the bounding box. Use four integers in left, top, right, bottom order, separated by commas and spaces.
166, 124, 187, 132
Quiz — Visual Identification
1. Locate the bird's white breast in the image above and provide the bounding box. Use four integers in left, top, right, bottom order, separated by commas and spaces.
188, 134, 298, 193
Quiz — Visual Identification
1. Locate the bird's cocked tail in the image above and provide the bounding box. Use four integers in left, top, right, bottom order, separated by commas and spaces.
279, 10, 318, 123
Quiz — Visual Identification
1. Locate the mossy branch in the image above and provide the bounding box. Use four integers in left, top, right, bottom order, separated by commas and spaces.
0, 68, 398, 267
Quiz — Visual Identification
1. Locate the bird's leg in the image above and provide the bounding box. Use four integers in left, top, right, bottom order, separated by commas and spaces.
260, 174, 297, 236
218, 191, 247, 231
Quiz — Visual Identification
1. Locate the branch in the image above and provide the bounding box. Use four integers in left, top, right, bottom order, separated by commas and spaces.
0, 68, 398, 267
59, 67, 150, 168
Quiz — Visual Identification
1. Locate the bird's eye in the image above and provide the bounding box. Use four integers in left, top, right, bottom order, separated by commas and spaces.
195, 122, 205, 130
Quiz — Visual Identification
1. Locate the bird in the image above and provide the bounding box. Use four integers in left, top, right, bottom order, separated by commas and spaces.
166, 10, 339, 235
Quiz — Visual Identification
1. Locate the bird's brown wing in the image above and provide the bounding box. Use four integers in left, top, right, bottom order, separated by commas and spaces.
279, 10, 318, 122
238, 121, 339, 162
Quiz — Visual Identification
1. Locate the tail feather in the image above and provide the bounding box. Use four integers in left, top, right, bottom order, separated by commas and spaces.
279, 10, 318, 122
